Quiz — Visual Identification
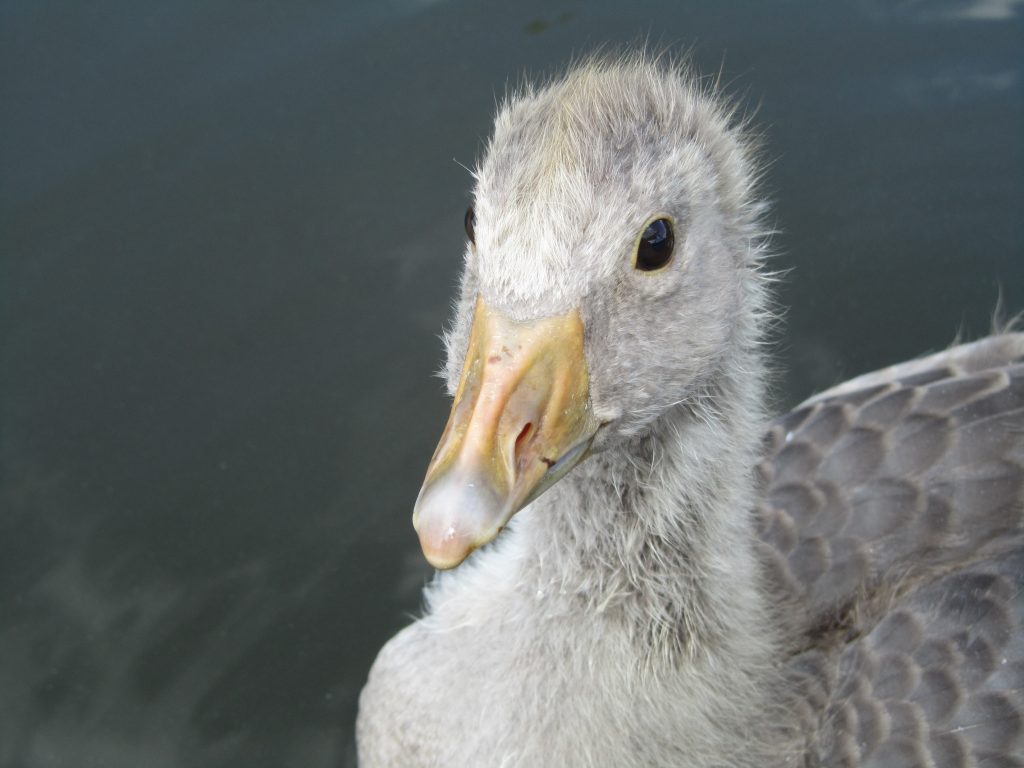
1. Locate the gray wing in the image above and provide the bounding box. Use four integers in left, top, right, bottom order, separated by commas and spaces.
787, 548, 1024, 766
757, 334, 1024, 630
754, 334, 1024, 764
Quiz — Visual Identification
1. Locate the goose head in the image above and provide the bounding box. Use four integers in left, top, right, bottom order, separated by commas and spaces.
413, 58, 768, 569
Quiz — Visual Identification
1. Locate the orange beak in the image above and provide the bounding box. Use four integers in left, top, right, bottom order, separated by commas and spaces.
412, 297, 600, 569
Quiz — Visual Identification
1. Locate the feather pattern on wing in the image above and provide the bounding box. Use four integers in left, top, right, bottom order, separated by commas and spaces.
759, 337, 1024, 764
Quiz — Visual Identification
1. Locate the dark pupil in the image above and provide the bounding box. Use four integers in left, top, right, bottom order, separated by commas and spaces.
635, 218, 674, 271
464, 206, 476, 244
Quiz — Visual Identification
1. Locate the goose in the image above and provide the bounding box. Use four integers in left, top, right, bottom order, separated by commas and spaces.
356, 55, 1024, 767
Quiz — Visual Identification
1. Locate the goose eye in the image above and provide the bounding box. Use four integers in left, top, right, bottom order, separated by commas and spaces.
635, 218, 674, 272
464, 206, 476, 245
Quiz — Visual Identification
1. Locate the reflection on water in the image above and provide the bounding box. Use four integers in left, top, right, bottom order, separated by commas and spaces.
1, 0, 1021, 765
891, 0, 1024, 21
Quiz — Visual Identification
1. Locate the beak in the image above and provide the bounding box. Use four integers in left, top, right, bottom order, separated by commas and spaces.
412, 296, 600, 569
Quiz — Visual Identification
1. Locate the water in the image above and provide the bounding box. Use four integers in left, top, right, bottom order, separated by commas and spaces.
1, 1, 1021, 765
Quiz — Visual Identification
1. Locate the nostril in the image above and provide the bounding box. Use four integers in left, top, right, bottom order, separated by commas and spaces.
514, 422, 534, 460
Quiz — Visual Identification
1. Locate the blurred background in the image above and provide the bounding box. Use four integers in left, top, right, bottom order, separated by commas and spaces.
1, 1, 1021, 766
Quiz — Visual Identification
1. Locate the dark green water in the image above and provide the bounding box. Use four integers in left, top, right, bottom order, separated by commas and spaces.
1, 1, 1021, 765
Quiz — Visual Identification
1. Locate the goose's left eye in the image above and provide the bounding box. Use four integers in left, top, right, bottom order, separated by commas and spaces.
635, 218, 674, 272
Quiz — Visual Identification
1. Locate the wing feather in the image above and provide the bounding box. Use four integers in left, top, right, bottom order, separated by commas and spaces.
758, 334, 1024, 763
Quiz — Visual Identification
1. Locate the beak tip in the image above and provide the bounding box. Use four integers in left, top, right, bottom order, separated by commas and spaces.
413, 471, 505, 570
415, 518, 476, 570
422, 547, 472, 571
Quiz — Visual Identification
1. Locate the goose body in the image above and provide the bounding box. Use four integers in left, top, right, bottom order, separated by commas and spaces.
357, 57, 1024, 767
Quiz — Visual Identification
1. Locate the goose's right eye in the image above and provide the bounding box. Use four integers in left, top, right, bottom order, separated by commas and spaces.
464, 207, 477, 245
